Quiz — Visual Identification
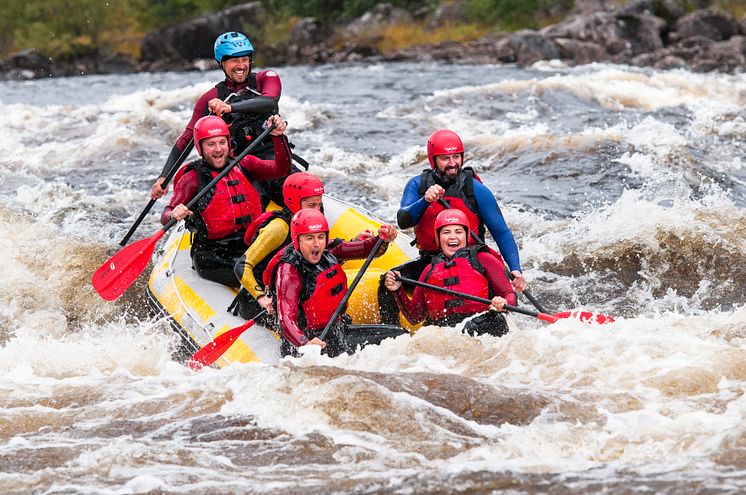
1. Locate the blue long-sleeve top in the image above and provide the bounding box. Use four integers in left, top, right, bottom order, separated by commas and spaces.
397, 174, 522, 273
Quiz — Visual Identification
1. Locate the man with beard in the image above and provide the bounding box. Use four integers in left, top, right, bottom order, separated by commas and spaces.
379, 129, 525, 324
151, 31, 283, 205
161, 114, 290, 286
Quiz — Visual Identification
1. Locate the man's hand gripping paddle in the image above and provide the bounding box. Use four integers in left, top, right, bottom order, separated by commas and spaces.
92, 124, 276, 301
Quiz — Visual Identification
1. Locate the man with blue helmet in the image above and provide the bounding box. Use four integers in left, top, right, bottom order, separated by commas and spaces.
151, 31, 283, 205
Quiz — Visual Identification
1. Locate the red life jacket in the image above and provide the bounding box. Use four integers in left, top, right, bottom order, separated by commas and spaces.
264, 244, 348, 331
414, 167, 484, 253
301, 260, 347, 330
182, 159, 262, 241
422, 246, 491, 323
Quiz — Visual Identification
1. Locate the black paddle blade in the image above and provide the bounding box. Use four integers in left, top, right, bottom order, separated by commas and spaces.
344, 324, 409, 351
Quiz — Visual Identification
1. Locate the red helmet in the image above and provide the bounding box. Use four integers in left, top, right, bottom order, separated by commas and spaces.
282, 172, 325, 213
290, 208, 329, 250
427, 129, 464, 169
434, 208, 471, 247
194, 116, 230, 156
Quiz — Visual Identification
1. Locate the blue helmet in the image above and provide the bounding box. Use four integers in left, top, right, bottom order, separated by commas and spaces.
214, 32, 254, 63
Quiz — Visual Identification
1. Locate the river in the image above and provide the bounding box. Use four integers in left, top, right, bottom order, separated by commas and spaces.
1, 61, 745, 494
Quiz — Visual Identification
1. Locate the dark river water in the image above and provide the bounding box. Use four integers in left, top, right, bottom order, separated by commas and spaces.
1, 61, 745, 494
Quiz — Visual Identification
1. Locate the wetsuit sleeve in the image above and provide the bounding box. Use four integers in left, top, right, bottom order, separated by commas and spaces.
392, 286, 427, 325
158, 144, 183, 179
160, 171, 197, 225
397, 176, 429, 229
275, 262, 308, 347
328, 235, 389, 262
239, 135, 292, 180
235, 218, 289, 299
255, 70, 282, 99
229, 96, 278, 115
159, 88, 218, 177
474, 181, 522, 273
478, 252, 517, 306
392, 269, 429, 324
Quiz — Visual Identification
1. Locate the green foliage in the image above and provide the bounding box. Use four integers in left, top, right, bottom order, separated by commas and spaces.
0, 0, 146, 59
465, 0, 573, 30
262, 0, 433, 23
143, 0, 242, 28
3, 0, 742, 62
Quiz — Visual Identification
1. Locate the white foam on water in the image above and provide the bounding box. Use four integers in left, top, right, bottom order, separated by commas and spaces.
278, 95, 331, 131
523, 179, 743, 268
428, 66, 746, 111
1, 63, 745, 493
0, 83, 214, 176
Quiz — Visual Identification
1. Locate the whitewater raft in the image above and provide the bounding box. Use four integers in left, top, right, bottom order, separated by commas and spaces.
147, 195, 419, 366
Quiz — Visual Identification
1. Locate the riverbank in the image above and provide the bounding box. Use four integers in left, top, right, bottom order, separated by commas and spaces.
2, 0, 745, 80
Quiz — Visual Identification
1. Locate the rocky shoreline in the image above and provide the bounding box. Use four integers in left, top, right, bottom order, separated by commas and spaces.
2, 0, 745, 80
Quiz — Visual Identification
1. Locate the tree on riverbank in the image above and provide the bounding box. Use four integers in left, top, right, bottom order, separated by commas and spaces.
1, 0, 744, 67
0, 0, 587, 60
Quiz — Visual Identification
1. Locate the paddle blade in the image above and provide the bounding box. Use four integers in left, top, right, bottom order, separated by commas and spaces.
344, 324, 409, 351
553, 311, 615, 324
536, 312, 560, 324
188, 319, 256, 370
91, 230, 165, 301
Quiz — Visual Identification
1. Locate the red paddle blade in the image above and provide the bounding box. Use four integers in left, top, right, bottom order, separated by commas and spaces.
91, 230, 165, 301
537, 313, 560, 324
187, 319, 256, 370
553, 311, 615, 324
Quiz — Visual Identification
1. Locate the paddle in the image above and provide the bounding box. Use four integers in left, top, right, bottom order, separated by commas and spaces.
318, 236, 386, 341
118, 92, 239, 247
189, 320, 406, 370
436, 197, 550, 314
187, 311, 266, 370
395, 275, 615, 324
92, 123, 277, 301
344, 324, 409, 349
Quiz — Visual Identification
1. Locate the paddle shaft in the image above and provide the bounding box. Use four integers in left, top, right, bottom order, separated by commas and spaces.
319, 236, 385, 341
395, 275, 552, 320
436, 197, 550, 314
118, 92, 241, 247
92, 124, 276, 301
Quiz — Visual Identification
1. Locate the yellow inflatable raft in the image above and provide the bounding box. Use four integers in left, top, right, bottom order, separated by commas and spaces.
147, 195, 418, 366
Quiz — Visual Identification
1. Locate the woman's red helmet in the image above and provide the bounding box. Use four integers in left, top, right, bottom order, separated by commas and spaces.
434, 208, 471, 247
427, 129, 464, 169
193, 116, 230, 156
290, 208, 329, 250
282, 172, 325, 214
